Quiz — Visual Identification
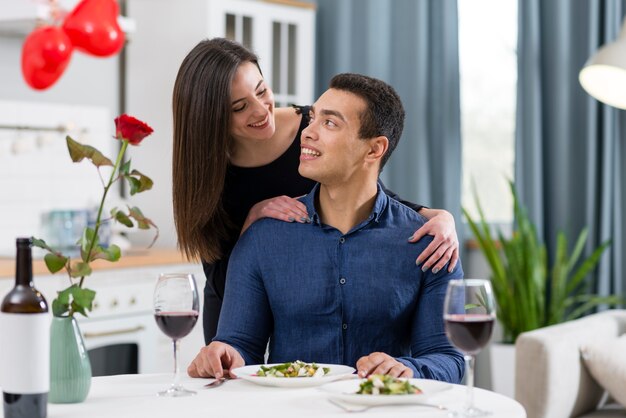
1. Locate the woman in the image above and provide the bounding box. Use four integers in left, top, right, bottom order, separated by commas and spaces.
172, 38, 460, 343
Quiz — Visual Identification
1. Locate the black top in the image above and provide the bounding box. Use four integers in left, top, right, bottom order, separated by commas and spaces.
201, 106, 424, 343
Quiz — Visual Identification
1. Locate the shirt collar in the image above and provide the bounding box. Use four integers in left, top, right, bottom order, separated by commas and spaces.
301, 181, 389, 227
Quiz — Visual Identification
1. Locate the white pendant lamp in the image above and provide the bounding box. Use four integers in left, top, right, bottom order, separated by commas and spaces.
580, 18, 626, 109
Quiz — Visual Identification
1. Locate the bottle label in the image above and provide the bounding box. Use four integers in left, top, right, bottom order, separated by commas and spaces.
0, 312, 51, 393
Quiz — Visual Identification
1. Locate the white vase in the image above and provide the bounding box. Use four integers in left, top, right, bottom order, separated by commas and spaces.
489, 342, 515, 398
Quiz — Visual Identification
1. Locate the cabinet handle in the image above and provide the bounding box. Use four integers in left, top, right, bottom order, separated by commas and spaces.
83, 325, 145, 338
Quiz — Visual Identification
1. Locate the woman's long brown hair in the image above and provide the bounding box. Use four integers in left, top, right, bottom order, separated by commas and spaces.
172, 38, 259, 263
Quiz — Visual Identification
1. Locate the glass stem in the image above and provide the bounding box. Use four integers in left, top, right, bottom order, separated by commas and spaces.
172, 339, 180, 388
464, 354, 475, 412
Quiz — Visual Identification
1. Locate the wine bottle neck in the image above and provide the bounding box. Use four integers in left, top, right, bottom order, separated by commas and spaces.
15, 245, 33, 287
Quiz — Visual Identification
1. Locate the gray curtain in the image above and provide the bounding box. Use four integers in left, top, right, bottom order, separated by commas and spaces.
315, 0, 462, 225
516, 0, 626, 298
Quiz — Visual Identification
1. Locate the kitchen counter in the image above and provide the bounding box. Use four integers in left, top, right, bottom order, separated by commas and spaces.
0, 249, 194, 278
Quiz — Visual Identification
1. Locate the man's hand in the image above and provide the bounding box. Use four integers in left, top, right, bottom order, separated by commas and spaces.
356, 352, 413, 378
187, 341, 244, 379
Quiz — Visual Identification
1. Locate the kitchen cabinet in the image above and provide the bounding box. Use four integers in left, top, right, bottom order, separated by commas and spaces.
0, 250, 206, 375
205, 0, 316, 107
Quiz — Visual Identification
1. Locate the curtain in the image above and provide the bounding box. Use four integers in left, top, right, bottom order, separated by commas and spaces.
314, 0, 462, 226
516, 0, 626, 298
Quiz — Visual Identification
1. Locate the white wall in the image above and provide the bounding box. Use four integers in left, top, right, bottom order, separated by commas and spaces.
0, 100, 114, 255
124, 0, 209, 248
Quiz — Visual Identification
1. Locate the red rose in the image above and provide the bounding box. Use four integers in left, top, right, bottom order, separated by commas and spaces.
114, 114, 153, 145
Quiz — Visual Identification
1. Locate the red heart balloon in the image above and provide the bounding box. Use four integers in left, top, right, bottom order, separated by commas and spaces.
62, 0, 125, 57
21, 26, 74, 90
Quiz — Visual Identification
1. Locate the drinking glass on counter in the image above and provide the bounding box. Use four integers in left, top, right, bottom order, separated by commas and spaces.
444, 279, 496, 417
153, 273, 200, 397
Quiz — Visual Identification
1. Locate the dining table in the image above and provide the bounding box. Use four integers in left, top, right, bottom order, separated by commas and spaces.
7, 373, 526, 417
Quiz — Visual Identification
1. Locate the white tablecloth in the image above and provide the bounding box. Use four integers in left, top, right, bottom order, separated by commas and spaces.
17, 374, 525, 418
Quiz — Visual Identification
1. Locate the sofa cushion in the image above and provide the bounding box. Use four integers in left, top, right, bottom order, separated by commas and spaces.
580, 335, 626, 409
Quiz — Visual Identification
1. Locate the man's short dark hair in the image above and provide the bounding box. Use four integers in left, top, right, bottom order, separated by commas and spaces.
329, 73, 405, 169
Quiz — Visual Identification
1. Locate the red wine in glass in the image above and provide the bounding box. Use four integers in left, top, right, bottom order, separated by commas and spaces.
154, 311, 199, 340
154, 273, 199, 397
443, 279, 496, 417
444, 314, 495, 355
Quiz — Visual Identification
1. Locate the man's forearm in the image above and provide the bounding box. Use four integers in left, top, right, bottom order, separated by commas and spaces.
214, 229, 272, 366
396, 349, 464, 383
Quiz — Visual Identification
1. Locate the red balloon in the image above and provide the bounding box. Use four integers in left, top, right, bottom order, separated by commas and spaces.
62, 0, 125, 57
21, 26, 74, 90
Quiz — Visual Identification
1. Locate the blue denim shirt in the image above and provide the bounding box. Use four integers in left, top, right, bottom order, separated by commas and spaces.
215, 183, 464, 383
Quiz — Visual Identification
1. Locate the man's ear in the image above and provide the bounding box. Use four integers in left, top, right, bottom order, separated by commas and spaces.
365, 136, 389, 164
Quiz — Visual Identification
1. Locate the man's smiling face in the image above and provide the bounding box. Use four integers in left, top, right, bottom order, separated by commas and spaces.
298, 88, 373, 185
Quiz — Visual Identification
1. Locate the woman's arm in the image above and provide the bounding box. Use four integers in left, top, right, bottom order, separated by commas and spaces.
240, 196, 310, 235
411, 208, 459, 273
381, 182, 459, 273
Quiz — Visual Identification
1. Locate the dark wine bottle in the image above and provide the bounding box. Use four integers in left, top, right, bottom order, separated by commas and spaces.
1, 237, 49, 418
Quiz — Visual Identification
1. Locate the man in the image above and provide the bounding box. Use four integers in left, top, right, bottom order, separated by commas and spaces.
188, 73, 464, 383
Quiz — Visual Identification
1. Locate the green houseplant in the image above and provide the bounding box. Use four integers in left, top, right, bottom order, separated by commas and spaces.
464, 180, 621, 344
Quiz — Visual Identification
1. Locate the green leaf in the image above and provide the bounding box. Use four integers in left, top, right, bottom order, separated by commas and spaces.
114, 211, 134, 227
52, 298, 68, 317
119, 159, 131, 176
43, 253, 67, 273
129, 169, 154, 195
565, 239, 610, 297
128, 206, 147, 228
31, 237, 50, 251
69, 261, 92, 278
71, 301, 87, 317
71, 286, 96, 315
66, 136, 113, 167
80, 227, 97, 261
127, 176, 141, 196
52, 285, 96, 318
127, 206, 159, 247
564, 295, 623, 322
52, 286, 74, 317
31, 237, 61, 255
91, 244, 121, 262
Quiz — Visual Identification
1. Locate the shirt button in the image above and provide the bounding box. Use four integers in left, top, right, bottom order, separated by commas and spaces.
339, 277, 346, 285
342, 323, 348, 330
339, 237, 346, 244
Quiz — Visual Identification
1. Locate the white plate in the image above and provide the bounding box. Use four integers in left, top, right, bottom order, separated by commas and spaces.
231, 363, 356, 388
319, 378, 451, 406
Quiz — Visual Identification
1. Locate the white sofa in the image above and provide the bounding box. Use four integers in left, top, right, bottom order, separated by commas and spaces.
515, 310, 626, 418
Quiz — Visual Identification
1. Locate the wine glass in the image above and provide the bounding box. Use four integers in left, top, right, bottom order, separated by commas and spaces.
154, 273, 200, 397
444, 279, 496, 417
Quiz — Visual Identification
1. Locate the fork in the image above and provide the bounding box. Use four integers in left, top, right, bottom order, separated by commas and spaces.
327, 398, 448, 413
203, 377, 230, 388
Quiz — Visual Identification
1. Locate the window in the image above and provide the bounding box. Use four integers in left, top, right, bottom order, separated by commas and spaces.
459, 0, 517, 225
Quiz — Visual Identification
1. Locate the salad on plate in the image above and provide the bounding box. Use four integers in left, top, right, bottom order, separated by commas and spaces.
256, 360, 330, 378
356, 374, 422, 395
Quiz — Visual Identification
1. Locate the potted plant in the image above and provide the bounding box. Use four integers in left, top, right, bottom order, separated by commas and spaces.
464, 180, 621, 395
31, 114, 158, 403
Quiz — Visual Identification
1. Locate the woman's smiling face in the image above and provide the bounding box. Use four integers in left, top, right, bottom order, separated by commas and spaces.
229, 61, 276, 145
